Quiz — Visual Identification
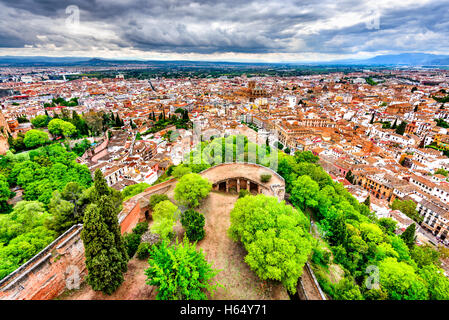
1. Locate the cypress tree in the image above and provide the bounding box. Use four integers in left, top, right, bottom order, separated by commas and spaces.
370, 114, 375, 124
395, 121, 407, 136
363, 195, 370, 207
345, 170, 354, 184
391, 118, 398, 129
115, 114, 122, 127
401, 224, 416, 249
81, 170, 128, 295
182, 110, 189, 121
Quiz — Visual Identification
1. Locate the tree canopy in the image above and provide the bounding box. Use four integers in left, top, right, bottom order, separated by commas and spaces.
174, 173, 211, 208
23, 129, 49, 148
48, 119, 77, 137
229, 194, 312, 293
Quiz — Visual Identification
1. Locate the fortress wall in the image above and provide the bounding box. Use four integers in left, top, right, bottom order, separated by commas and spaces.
91, 148, 108, 163
0, 224, 85, 300
118, 178, 177, 234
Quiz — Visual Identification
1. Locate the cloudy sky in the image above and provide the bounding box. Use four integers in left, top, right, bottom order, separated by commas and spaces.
0, 0, 448, 62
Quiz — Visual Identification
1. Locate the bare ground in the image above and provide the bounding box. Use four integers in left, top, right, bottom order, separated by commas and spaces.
58, 258, 157, 300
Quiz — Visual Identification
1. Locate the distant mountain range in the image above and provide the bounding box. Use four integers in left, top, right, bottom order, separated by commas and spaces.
326, 53, 449, 66
0, 53, 449, 67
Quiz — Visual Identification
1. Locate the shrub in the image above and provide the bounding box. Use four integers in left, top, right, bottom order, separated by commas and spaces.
149, 194, 169, 209
132, 222, 149, 236
150, 200, 179, 240
124, 233, 141, 258
312, 246, 331, 267
136, 242, 151, 260
181, 209, 205, 242
144, 238, 221, 300
260, 174, 272, 183
238, 189, 251, 198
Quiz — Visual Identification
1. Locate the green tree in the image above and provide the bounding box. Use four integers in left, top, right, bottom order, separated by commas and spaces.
45, 190, 75, 235
0, 175, 12, 214
345, 170, 354, 184
31, 115, 49, 128
419, 264, 449, 300
363, 195, 371, 207
395, 121, 407, 136
229, 194, 312, 293
435, 168, 448, 177
124, 233, 141, 258
121, 182, 150, 201
81, 170, 128, 295
290, 175, 320, 211
151, 200, 179, 240
0, 200, 50, 244
334, 278, 364, 300
391, 118, 398, 129
174, 173, 212, 208
378, 257, 428, 300
145, 237, 221, 300
391, 199, 422, 223
294, 150, 319, 164
378, 218, 397, 235
411, 244, 440, 268
149, 194, 169, 209
48, 119, 77, 138
181, 209, 205, 242
23, 129, 49, 148
172, 164, 192, 179
401, 224, 416, 249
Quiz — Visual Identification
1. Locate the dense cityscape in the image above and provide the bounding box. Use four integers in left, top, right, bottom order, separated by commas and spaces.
2, 0, 449, 310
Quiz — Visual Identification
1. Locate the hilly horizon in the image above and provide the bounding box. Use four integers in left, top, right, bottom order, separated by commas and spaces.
1, 53, 449, 67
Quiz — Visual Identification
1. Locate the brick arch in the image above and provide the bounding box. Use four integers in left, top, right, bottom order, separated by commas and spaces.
212, 176, 265, 195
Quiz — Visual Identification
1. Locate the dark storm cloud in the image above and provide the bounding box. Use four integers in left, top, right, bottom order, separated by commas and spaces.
0, 0, 449, 57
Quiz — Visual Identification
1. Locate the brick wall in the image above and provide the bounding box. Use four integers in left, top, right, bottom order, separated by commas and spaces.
0, 224, 86, 300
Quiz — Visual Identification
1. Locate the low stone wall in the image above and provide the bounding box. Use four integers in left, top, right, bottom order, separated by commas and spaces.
0, 224, 85, 300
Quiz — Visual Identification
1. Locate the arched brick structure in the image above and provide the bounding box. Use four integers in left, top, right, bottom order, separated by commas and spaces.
200, 162, 285, 201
